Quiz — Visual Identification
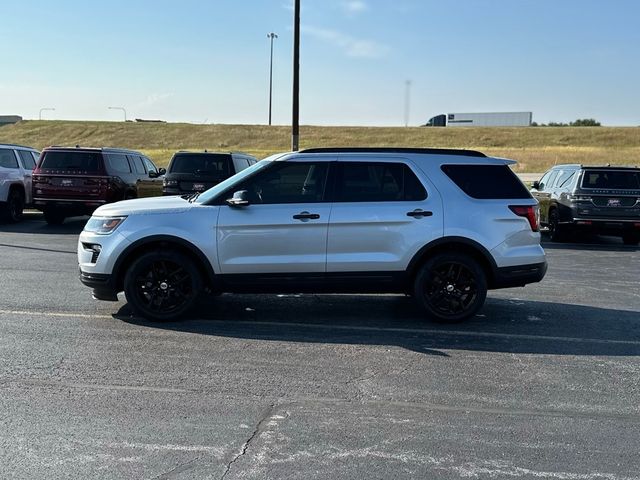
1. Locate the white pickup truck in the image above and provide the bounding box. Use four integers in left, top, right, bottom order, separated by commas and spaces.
0, 143, 40, 222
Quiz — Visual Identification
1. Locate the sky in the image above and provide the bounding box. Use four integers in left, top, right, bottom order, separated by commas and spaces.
1, 0, 639, 126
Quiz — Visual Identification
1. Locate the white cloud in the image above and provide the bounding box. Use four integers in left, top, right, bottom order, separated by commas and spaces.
341, 0, 368, 14
302, 25, 390, 58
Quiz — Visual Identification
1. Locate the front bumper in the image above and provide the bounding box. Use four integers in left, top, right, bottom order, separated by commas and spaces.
79, 270, 119, 301
491, 261, 548, 289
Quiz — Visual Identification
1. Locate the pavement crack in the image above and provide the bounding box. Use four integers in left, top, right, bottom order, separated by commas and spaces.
220, 403, 277, 480
151, 455, 205, 480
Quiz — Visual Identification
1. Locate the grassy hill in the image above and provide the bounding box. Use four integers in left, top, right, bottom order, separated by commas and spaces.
1, 120, 639, 172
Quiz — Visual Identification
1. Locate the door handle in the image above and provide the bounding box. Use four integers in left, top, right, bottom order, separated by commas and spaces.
407, 209, 433, 218
293, 211, 320, 220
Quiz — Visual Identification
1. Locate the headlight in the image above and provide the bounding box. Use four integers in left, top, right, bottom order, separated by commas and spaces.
84, 216, 127, 234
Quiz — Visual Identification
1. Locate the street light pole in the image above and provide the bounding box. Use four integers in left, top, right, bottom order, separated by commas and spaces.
108, 106, 127, 122
404, 80, 411, 127
291, 0, 300, 151
39, 107, 55, 120
267, 32, 278, 126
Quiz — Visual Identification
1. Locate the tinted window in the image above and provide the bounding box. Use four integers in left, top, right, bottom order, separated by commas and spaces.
39, 151, 102, 172
442, 164, 531, 199
544, 170, 559, 190
106, 154, 131, 174
236, 162, 328, 204
129, 155, 146, 174
31, 151, 40, 165
0, 149, 18, 169
143, 157, 158, 174
335, 162, 427, 202
18, 150, 36, 170
556, 170, 576, 188
169, 154, 230, 177
537, 171, 551, 190
581, 170, 640, 189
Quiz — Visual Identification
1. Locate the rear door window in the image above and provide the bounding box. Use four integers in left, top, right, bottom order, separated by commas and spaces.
581, 170, 640, 189
334, 162, 427, 202
0, 149, 18, 169
441, 164, 532, 199
39, 151, 102, 172
106, 154, 132, 174
18, 150, 36, 170
129, 155, 147, 174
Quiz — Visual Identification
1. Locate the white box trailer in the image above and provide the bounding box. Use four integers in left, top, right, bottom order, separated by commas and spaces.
425, 112, 532, 127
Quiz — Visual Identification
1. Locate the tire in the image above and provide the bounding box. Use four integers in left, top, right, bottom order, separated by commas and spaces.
548, 209, 566, 242
413, 253, 487, 323
3, 188, 25, 223
622, 233, 640, 246
124, 250, 203, 322
43, 208, 66, 225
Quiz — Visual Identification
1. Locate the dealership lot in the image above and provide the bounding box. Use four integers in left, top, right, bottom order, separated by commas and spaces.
1, 213, 639, 479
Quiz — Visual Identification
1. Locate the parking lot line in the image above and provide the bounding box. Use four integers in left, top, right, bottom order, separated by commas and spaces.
1, 308, 639, 347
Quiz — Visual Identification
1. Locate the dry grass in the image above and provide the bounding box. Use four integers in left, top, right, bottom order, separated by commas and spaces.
1, 120, 639, 172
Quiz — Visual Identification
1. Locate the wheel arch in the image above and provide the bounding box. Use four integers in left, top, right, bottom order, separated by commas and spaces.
113, 235, 216, 292
407, 237, 498, 288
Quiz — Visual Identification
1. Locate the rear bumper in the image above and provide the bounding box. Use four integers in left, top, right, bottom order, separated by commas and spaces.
491, 261, 547, 289
79, 270, 119, 301
33, 198, 106, 213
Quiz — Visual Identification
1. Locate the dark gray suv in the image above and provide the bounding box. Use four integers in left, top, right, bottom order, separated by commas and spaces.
531, 164, 640, 245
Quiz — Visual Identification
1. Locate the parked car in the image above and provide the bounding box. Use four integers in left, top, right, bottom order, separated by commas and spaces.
78, 147, 546, 323
531, 164, 640, 245
0, 143, 40, 222
32, 146, 165, 225
162, 150, 258, 196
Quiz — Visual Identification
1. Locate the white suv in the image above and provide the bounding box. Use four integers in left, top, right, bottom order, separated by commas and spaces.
78, 148, 547, 323
0, 143, 40, 222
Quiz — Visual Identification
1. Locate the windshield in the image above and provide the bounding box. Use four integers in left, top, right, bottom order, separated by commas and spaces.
195, 159, 273, 204
581, 170, 640, 189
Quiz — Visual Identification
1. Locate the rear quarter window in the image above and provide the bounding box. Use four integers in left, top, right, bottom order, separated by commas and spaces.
442, 164, 531, 199
0, 149, 19, 169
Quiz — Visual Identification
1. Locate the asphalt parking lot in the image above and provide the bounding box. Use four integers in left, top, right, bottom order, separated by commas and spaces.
1, 212, 639, 479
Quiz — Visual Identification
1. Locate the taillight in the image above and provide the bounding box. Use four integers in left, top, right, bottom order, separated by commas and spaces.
509, 205, 539, 232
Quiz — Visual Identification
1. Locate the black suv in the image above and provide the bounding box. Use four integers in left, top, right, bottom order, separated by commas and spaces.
531, 164, 640, 244
33, 146, 165, 224
162, 151, 258, 196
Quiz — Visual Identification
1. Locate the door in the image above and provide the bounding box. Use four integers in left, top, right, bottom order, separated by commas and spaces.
531, 170, 557, 224
17, 150, 37, 204
216, 160, 332, 274
139, 156, 164, 197
326, 159, 443, 273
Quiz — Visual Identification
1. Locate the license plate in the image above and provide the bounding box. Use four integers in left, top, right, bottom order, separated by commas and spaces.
61, 179, 74, 186
193, 183, 205, 191
607, 198, 621, 207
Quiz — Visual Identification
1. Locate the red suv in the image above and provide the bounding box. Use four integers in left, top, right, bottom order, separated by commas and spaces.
32, 146, 165, 224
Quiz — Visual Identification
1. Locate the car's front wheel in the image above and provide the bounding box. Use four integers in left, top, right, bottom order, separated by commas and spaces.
124, 250, 202, 321
413, 253, 487, 323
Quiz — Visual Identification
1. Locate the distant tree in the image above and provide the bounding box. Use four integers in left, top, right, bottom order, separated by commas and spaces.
548, 121, 569, 127
531, 121, 539, 126
570, 118, 601, 126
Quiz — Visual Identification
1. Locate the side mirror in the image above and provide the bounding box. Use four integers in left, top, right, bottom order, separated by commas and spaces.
226, 190, 250, 207
532, 181, 540, 190
148, 170, 159, 178
158, 167, 166, 176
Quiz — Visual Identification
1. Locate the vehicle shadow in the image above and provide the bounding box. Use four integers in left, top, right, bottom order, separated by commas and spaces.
0, 210, 87, 235
116, 295, 640, 357
541, 235, 639, 252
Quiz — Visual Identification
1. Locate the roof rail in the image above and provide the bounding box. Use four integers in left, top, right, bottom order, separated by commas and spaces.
0, 143, 37, 149
299, 147, 486, 157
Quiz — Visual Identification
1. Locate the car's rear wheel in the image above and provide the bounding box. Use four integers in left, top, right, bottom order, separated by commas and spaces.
43, 208, 66, 225
124, 250, 202, 322
414, 253, 487, 323
3, 188, 25, 223
622, 233, 640, 246
548, 210, 567, 242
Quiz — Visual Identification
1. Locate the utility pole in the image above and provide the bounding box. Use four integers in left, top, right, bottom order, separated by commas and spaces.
39, 107, 55, 120
404, 80, 411, 127
292, 0, 300, 151
108, 106, 127, 122
267, 32, 278, 126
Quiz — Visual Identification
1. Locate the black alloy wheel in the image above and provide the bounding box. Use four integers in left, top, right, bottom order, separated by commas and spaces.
124, 251, 202, 321
414, 253, 487, 323
6, 189, 25, 223
548, 209, 566, 242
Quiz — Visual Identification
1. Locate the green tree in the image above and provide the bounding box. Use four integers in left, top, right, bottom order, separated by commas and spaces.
570, 118, 601, 126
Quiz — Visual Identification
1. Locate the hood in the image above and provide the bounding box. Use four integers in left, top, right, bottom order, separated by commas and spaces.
93, 195, 192, 217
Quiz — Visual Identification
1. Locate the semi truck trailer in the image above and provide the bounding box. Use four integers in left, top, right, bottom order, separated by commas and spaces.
424, 112, 532, 127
